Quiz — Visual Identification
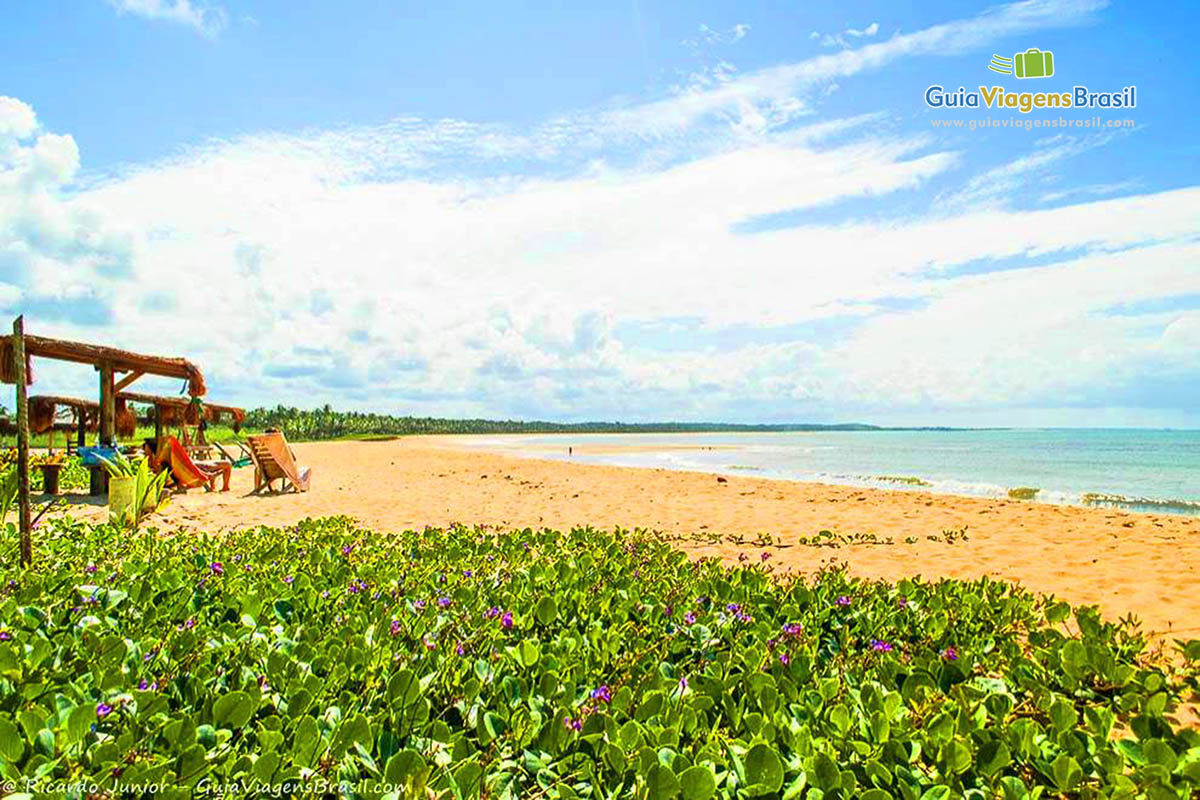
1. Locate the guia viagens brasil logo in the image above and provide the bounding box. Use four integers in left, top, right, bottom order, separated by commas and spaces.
925, 48, 1136, 113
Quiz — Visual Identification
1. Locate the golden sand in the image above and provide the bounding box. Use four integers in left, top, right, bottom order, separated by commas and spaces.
57, 436, 1199, 638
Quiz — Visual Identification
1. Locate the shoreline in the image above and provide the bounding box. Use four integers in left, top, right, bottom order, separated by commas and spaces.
53, 435, 1199, 637
451, 432, 1200, 517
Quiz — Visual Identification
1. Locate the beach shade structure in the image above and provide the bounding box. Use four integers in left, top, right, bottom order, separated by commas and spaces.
117, 391, 246, 449
0, 332, 206, 452
246, 431, 312, 494
154, 436, 231, 492
24, 395, 100, 453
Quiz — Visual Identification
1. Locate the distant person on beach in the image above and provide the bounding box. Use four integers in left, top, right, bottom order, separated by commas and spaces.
568, 446, 573, 456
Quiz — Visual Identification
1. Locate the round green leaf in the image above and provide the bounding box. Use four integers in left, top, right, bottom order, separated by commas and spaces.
745, 743, 784, 795
213, 690, 255, 729
645, 763, 680, 799
678, 765, 717, 800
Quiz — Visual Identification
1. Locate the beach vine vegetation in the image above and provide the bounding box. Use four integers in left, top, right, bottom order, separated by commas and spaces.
0, 517, 1197, 799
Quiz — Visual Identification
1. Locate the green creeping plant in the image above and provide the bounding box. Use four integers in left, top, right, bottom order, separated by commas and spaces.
0, 516, 1197, 800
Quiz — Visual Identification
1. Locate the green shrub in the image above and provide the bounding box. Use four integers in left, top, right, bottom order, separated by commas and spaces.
1007, 487, 1040, 501
0, 517, 1196, 798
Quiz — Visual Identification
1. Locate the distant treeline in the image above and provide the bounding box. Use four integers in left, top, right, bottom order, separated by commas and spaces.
240, 404, 962, 441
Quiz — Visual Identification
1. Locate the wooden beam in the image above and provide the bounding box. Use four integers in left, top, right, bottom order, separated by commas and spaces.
114, 369, 145, 393
2, 334, 206, 396
12, 317, 31, 566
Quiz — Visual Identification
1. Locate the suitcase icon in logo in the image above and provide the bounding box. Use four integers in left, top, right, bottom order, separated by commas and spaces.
1014, 48, 1054, 78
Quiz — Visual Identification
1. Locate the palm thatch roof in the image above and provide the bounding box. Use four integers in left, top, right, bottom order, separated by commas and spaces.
28, 395, 100, 435
119, 392, 246, 432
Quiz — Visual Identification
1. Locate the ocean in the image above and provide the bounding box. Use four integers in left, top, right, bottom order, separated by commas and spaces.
461, 429, 1200, 516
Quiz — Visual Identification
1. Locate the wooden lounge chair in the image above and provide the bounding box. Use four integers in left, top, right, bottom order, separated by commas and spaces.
247, 432, 312, 494
155, 436, 231, 492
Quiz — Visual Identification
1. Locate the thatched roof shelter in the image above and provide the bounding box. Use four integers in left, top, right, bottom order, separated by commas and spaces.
28, 395, 100, 435
0, 332, 208, 446
119, 392, 246, 432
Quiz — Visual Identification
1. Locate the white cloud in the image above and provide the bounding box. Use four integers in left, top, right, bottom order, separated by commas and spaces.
816, 21, 881, 48
941, 130, 1129, 209
6, 0, 1195, 425
106, 0, 227, 37
611, 0, 1108, 139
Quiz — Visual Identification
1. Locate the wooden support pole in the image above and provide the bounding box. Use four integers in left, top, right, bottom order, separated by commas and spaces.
77, 412, 86, 448
99, 362, 115, 446
12, 316, 32, 566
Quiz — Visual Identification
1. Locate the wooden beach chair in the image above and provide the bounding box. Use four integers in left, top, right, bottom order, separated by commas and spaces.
155, 436, 231, 492
246, 432, 312, 494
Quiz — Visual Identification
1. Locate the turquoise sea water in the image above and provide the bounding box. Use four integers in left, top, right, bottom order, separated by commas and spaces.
463, 429, 1200, 516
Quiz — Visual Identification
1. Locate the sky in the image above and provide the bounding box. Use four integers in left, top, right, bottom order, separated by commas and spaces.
1, 0, 1198, 427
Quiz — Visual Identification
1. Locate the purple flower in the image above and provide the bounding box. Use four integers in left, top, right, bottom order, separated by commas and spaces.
683, 612, 696, 626
664, 605, 674, 617
390, 619, 402, 637
726, 603, 741, 614
96, 702, 113, 719
0, 630, 10, 641
210, 562, 224, 575
183, 618, 195, 630
342, 545, 353, 556
484, 606, 501, 619
463, 570, 473, 578
781, 623, 803, 637
761, 552, 771, 561
85, 564, 98, 574
456, 643, 466, 656
437, 597, 451, 608
836, 595, 852, 607
870, 639, 893, 653
283, 575, 294, 585
678, 676, 688, 691
138, 679, 148, 690
414, 600, 426, 611
591, 685, 612, 704
563, 716, 582, 732
897, 596, 909, 608
779, 653, 791, 666
941, 646, 958, 661
501, 611, 513, 630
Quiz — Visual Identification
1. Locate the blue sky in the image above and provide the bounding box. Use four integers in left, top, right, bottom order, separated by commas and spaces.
1, 0, 1198, 426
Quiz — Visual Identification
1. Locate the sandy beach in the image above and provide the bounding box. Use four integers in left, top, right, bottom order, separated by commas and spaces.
56, 435, 1199, 639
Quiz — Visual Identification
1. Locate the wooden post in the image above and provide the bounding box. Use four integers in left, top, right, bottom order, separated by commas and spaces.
153, 406, 163, 447
99, 362, 115, 446
76, 412, 86, 449
12, 317, 32, 566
